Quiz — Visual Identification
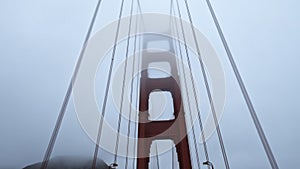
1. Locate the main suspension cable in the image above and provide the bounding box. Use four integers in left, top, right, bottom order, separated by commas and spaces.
40, 1, 103, 169
183, 0, 230, 168
91, 0, 126, 168
204, 0, 279, 168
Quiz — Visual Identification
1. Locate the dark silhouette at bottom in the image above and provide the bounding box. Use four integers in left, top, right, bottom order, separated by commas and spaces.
23, 156, 108, 169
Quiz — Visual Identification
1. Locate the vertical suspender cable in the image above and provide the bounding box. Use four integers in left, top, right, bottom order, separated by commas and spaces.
40, 1, 103, 169
114, 0, 135, 164
171, 143, 175, 169
137, 0, 142, 16
123, 0, 136, 167
169, 4, 186, 169
173, 0, 203, 168
132, 14, 142, 169
155, 143, 160, 169
125, 11, 139, 168
204, 0, 279, 168
175, 0, 212, 167
183, 0, 230, 168
91, 0, 126, 168
136, 0, 146, 30
169, 0, 174, 29
173, 3, 201, 169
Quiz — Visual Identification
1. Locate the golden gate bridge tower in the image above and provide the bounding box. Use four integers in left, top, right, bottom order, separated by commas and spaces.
137, 34, 192, 169
35, 0, 280, 169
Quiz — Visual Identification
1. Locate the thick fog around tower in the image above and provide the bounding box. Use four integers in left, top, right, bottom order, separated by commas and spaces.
0, 0, 299, 168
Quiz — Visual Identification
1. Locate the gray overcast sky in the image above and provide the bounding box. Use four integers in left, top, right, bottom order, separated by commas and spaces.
0, 0, 299, 168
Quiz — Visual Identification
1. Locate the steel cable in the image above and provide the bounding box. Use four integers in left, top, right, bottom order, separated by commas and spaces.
113, 0, 135, 163
175, 0, 212, 167
183, 0, 230, 168
173, 0, 204, 168
125, 0, 139, 168
132, 13, 143, 169
155, 143, 160, 169
40, 1, 103, 168
92, 0, 126, 168
204, 0, 279, 168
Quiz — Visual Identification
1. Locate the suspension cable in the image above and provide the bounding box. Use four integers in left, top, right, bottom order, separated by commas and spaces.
39, 1, 103, 169
172, 0, 203, 168
91, 0, 126, 168
155, 142, 160, 169
168, 4, 181, 169
171, 142, 175, 169
113, 0, 135, 164
183, 0, 230, 168
136, 0, 146, 31
169, 0, 174, 29
204, 0, 279, 168
132, 15, 142, 169
137, 0, 142, 15
171, 11, 201, 169
125, 0, 139, 168
175, 0, 212, 167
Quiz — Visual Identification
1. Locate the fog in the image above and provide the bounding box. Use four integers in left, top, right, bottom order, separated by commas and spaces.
0, 0, 299, 168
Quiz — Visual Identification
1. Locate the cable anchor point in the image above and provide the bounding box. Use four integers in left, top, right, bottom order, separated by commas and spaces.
203, 160, 214, 169
109, 163, 118, 169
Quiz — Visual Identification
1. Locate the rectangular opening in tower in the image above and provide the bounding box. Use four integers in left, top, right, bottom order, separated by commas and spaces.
148, 91, 175, 121
148, 140, 179, 169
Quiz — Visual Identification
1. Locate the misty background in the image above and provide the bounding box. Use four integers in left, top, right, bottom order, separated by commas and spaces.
0, 0, 299, 168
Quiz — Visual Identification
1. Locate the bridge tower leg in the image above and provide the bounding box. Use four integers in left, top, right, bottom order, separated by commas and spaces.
137, 34, 192, 169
